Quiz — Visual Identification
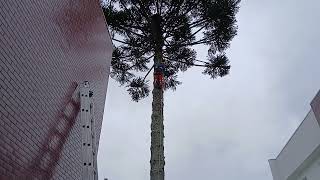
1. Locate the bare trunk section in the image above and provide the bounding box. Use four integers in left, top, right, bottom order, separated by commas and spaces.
150, 14, 165, 180
150, 82, 165, 180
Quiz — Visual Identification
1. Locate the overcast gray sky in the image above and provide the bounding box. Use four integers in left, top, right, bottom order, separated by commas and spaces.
97, 0, 320, 179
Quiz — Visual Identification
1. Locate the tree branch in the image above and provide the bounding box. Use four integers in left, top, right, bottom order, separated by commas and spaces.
164, 19, 206, 38
163, 0, 200, 33
164, 39, 170, 46
117, 25, 145, 38
143, 65, 154, 81
165, 38, 211, 47
135, 0, 151, 18
125, 54, 155, 71
112, 38, 131, 45
144, 54, 155, 62
156, 0, 160, 14
181, 2, 198, 17
182, 40, 211, 46
165, 58, 228, 68
159, 0, 164, 15
118, 0, 149, 37
164, 25, 206, 46
164, 57, 199, 66
194, 59, 209, 64
189, 25, 206, 38
163, 17, 206, 40
189, 18, 207, 28
163, 0, 185, 22
163, 24, 184, 38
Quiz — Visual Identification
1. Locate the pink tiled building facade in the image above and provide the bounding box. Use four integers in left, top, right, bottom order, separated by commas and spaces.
0, 0, 112, 179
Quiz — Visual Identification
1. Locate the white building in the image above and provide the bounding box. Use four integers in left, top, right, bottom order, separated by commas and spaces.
269, 90, 320, 180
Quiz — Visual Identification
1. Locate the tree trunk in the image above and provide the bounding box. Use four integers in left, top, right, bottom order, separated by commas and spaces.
150, 81, 165, 180
150, 46, 165, 180
150, 14, 165, 180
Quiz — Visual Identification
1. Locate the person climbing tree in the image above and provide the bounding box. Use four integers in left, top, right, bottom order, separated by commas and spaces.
102, 1, 241, 179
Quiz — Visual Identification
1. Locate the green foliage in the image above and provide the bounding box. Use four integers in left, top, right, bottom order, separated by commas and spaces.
203, 53, 230, 78
102, 0, 240, 101
127, 77, 150, 101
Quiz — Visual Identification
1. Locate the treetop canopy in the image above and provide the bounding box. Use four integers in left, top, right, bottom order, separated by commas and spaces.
102, 0, 240, 101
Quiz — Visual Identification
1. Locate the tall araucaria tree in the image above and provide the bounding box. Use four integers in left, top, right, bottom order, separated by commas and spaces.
102, 1, 240, 179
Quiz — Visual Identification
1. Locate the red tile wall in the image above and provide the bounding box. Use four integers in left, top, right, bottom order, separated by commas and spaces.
0, 0, 112, 179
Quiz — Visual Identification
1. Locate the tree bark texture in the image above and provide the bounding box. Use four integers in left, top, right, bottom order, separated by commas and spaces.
150, 14, 165, 180
150, 83, 165, 180
150, 47, 165, 180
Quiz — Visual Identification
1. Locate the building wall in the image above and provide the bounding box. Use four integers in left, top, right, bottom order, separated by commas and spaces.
275, 110, 320, 180
269, 91, 320, 180
296, 150, 320, 180
311, 90, 320, 126
0, 0, 112, 179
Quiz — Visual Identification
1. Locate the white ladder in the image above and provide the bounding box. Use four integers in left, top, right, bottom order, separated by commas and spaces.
80, 81, 98, 180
